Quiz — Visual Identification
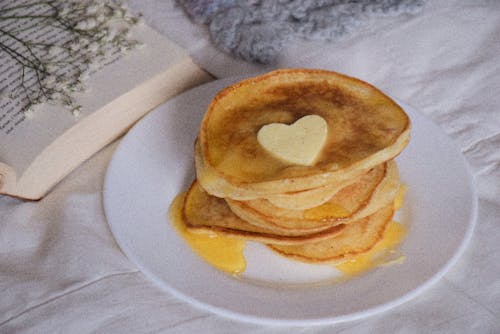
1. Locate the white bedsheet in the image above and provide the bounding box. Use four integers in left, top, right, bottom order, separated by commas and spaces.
1, 1, 499, 333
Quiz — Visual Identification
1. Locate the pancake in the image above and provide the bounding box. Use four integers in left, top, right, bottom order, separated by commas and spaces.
268, 204, 394, 264
263, 167, 368, 210
182, 181, 346, 245
226, 160, 399, 234
196, 69, 410, 200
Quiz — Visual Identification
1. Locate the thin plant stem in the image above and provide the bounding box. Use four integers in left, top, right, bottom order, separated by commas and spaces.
0, 0, 138, 115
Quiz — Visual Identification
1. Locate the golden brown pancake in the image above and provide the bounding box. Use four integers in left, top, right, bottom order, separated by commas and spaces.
268, 204, 394, 264
172, 69, 410, 272
226, 160, 399, 234
263, 170, 365, 210
182, 181, 346, 245
196, 69, 410, 200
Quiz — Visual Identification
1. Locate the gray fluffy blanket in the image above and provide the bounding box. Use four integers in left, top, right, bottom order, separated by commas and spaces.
178, 0, 426, 63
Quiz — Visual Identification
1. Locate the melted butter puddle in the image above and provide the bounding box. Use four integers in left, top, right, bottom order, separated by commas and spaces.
335, 184, 408, 276
394, 184, 407, 211
169, 193, 246, 275
168, 184, 408, 279
335, 220, 407, 277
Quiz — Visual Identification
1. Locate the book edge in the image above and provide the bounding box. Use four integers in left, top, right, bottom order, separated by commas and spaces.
2, 58, 212, 200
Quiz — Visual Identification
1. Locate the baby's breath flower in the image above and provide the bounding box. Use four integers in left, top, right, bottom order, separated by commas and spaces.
79, 70, 90, 82
76, 18, 98, 30
29, 97, 42, 108
112, 7, 127, 19
2, 0, 139, 116
48, 45, 65, 57
68, 40, 81, 52
61, 94, 73, 106
24, 106, 36, 118
77, 37, 91, 47
95, 27, 109, 40
87, 61, 101, 72
86, 3, 102, 15
71, 105, 82, 117
100, 47, 113, 58
58, 4, 72, 16
98, 11, 110, 23
87, 41, 100, 53
71, 80, 86, 92
87, 18, 98, 30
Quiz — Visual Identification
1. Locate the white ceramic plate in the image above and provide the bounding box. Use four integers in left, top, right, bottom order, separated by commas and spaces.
103, 77, 477, 326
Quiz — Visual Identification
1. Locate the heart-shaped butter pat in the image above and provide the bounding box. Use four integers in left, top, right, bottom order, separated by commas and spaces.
257, 115, 328, 166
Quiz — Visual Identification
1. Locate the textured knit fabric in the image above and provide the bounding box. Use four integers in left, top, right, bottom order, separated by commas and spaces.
178, 0, 426, 63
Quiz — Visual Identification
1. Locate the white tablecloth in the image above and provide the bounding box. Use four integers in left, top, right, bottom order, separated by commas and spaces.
1, 1, 499, 333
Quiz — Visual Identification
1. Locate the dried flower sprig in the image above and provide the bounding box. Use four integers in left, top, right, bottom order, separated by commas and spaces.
0, 0, 141, 117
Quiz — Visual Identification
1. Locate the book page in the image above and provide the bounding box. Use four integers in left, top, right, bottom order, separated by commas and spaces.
0, 2, 188, 175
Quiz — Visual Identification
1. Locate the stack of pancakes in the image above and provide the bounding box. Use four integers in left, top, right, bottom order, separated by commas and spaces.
181, 69, 410, 264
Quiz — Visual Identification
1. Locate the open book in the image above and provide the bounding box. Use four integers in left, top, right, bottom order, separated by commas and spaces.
0, 20, 211, 200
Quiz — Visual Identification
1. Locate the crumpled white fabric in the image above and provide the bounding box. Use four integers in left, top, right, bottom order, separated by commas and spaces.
1, 0, 499, 333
